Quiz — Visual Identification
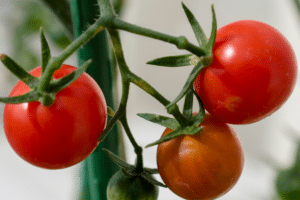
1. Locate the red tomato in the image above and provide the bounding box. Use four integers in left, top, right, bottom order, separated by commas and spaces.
157, 113, 244, 200
3, 64, 107, 169
194, 20, 297, 124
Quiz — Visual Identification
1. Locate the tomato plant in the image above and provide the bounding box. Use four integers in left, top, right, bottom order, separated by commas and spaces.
156, 113, 244, 200
3, 64, 107, 169
194, 20, 297, 124
107, 170, 158, 200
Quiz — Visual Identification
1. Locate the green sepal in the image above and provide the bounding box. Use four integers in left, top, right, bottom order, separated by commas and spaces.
145, 122, 203, 148
137, 113, 180, 130
103, 148, 135, 171
182, 88, 194, 119
40, 28, 51, 74
48, 59, 92, 93
193, 88, 205, 118
182, 2, 207, 46
205, 5, 217, 52
0, 90, 40, 104
103, 148, 166, 188
0, 54, 40, 88
141, 172, 167, 188
166, 60, 205, 109
107, 106, 115, 117
146, 92, 205, 148
146, 54, 198, 67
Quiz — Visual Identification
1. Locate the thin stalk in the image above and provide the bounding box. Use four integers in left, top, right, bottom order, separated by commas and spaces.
37, 17, 106, 93
55, 17, 106, 63
108, 29, 191, 127
119, 114, 144, 173
113, 18, 207, 57
98, 0, 115, 17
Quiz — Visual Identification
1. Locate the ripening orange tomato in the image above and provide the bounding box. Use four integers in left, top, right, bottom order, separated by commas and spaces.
157, 113, 244, 200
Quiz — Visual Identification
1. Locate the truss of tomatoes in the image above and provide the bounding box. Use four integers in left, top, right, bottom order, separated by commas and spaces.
0, 16, 298, 200
156, 20, 297, 200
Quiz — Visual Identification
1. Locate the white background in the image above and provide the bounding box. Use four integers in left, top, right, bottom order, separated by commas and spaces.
0, 0, 300, 199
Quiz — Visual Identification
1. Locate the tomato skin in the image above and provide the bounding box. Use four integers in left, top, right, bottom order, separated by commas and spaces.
3, 64, 107, 169
157, 113, 244, 200
194, 20, 297, 124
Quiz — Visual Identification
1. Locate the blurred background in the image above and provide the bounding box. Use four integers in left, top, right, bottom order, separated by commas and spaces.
0, 0, 300, 199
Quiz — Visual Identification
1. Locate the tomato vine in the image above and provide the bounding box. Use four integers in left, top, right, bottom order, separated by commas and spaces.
0, 0, 297, 199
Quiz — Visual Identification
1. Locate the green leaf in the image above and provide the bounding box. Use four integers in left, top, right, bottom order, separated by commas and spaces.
40, 28, 51, 74
147, 54, 196, 67
0, 90, 40, 104
141, 172, 167, 188
137, 113, 180, 130
0, 54, 40, 88
206, 5, 217, 51
166, 61, 205, 109
275, 141, 300, 199
103, 148, 134, 171
276, 168, 300, 199
182, 88, 194, 119
49, 59, 92, 93
292, 142, 300, 171
182, 2, 207, 46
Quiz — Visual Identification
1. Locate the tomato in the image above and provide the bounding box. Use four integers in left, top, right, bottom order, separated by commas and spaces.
194, 20, 297, 124
107, 170, 158, 200
3, 64, 107, 169
157, 113, 244, 200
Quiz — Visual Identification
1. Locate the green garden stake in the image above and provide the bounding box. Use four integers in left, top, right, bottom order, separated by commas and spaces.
70, 0, 123, 199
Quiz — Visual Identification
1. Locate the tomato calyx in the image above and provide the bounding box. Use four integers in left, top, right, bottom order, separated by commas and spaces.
103, 148, 166, 188
0, 29, 92, 107
138, 88, 206, 147
146, 3, 216, 111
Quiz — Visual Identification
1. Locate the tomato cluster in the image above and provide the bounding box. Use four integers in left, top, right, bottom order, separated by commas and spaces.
3, 65, 107, 169
156, 20, 297, 199
1, 18, 297, 200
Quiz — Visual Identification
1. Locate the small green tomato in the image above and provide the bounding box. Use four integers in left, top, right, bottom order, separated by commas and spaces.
107, 170, 158, 200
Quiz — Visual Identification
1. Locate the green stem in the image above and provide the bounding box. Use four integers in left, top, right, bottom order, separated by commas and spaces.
71, 1, 123, 199
98, 0, 206, 56
55, 18, 106, 63
113, 18, 207, 56
119, 114, 144, 173
108, 29, 191, 127
37, 17, 106, 95
98, 0, 115, 18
